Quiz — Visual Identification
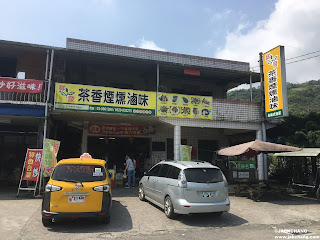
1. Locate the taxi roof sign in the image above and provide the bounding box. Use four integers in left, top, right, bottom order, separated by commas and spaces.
80, 153, 92, 159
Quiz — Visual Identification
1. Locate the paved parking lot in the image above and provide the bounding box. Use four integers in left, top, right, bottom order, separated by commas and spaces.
1, 187, 320, 240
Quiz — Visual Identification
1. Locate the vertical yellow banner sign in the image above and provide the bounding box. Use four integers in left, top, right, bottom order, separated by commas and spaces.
180, 145, 192, 161
263, 46, 288, 119
42, 139, 60, 177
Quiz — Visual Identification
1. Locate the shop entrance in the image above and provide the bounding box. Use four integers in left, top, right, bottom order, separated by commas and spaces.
0, 131, 38, 187
198, 140, 218, 162
87, 136, 150, 174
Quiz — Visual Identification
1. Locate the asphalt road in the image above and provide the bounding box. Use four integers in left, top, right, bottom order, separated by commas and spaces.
1, 187, 319, 240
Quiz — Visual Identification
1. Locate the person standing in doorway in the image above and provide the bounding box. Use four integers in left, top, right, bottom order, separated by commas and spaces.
124, 155, 136, 188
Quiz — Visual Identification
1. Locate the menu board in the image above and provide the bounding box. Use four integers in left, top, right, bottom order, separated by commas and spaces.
157, 92, 212, 119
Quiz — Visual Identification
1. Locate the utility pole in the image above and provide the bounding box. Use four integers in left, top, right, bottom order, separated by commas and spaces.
259, 52, 268, 181
37, 49, 54, 196
250, 74, 253, 102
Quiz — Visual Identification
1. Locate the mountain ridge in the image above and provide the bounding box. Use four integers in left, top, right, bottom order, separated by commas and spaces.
227, 80, 320, 115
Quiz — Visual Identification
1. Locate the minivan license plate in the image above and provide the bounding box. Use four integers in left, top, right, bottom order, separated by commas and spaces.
68, 196, 85, 203
202, 192, 214, 198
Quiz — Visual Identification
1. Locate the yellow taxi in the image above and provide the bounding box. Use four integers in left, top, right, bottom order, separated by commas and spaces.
41, 153, 112, 226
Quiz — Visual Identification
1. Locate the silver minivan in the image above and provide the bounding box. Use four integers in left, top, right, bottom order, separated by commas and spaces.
138, 160, 230, 218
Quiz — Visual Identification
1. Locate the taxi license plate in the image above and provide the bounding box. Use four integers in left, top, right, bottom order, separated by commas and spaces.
202, 192, 214, 198
68, 196, 85, 203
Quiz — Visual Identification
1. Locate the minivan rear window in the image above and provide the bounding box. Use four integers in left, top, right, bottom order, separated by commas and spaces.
52, 164, 106, 182
184, 168, 223, 183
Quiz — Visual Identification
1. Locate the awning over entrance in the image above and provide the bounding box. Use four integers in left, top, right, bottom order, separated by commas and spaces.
274, 148, 320, 157
217, 140, 302, 156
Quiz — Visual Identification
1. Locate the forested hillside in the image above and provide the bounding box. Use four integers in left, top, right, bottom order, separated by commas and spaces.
227, 80, 320, 115
227, 80, 320, 147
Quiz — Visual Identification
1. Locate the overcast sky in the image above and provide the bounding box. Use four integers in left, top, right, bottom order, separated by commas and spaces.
1, 0, 319, 87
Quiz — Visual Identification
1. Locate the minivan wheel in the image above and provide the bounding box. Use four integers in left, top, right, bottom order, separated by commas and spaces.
138, 185, 146, 201
164, 196, 175, 219
42, 217, 52, 227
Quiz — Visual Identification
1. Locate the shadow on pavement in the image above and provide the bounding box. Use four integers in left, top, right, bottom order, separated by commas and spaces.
1, 184, 140, 200
46, 200, 132, 233
229, 190, 319, 206
229, 185, 319, 205
112, 186, 139, 198
145, 200, 248, 228
0, 186, 37, 200
176, 212, 248, 227
264, 193, 320, 205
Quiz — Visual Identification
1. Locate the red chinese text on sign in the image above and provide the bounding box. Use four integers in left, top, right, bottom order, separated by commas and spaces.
88, 124, 150, 136
0, 77, 43, 93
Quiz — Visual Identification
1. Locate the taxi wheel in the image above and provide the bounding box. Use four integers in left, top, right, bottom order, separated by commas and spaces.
42, 217, 52, 227
164, 196, 175, 219
138, 184, 146, 201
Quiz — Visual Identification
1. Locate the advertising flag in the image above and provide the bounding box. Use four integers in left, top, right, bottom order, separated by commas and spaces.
22, 149, 43, 181
42, 139, 60, 177
181, 145, 192, 161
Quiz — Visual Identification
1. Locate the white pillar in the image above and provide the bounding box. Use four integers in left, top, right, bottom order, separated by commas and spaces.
82, 121, 89, 153
174, 125, 181, 161
256, 129, 264, 180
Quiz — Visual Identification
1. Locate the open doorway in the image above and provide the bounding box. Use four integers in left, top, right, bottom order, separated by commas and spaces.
198, 140, 218, 162
87, 136, 150, 175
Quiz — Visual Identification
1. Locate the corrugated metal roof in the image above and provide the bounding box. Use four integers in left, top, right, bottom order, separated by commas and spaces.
274, 148, 320, 157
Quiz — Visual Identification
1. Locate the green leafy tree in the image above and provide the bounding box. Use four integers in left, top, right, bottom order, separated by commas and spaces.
307, 130, 320, 147
228, 80, 320, 115
268, 112, 320, 147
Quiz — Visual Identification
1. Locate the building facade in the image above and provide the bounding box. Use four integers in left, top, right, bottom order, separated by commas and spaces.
0, 38, 271, 187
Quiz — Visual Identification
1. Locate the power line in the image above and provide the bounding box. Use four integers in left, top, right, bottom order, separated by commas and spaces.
286, 54, 320, 65
250, 50, 320, 69
286, 50, 320, 61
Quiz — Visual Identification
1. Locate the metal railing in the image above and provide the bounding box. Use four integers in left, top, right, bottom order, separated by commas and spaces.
0, 80, 48, 106
212, 99, 262, 122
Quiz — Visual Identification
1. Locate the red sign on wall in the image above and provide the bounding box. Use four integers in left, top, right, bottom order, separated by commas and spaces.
0, 77, 43, 93
184, 67, 200, 76
88, 124, 150, 136
22, 149, 43, 181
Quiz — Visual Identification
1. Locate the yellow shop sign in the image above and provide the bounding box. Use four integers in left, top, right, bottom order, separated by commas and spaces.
157, 92, 212, 119
263, 46, 288, 119
55, 83, 156, 116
